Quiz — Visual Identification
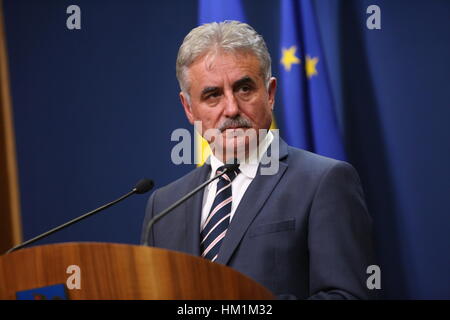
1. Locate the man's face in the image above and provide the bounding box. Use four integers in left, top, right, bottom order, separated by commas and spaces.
180, 50, 277, 161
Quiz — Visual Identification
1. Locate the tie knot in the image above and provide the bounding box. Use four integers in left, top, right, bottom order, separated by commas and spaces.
216, 165, 240, 183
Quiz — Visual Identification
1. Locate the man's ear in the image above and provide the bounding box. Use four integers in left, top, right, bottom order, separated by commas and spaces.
180, 91, 195, 125
267, 77, 277, 111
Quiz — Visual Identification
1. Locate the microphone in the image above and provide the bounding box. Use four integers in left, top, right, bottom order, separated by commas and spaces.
5, 178, 154, 255
142, 163, 239, 246
134, 179, 154, 194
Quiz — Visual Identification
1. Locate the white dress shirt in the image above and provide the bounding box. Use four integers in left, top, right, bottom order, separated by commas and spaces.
200, 131, 274, 228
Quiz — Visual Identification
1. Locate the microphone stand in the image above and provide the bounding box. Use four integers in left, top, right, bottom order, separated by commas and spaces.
5, 180, 153, 255
142, 164, 238, 246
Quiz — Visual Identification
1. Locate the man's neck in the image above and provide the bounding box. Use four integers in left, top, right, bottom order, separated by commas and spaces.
210, 130, 274, 166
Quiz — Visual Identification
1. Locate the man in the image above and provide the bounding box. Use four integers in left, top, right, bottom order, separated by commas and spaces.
141, 21, 376, 299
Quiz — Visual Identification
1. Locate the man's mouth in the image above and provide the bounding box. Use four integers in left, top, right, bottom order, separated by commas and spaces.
221, 126, 250, 132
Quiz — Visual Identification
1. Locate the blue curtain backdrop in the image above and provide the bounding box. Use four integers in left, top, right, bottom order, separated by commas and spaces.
3, 0, 450, 299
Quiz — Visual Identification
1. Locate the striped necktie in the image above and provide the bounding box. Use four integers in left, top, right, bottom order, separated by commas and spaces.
200, 165, 239, 262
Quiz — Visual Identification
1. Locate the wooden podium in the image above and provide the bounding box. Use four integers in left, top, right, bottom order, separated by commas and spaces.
0, 242, 274, 300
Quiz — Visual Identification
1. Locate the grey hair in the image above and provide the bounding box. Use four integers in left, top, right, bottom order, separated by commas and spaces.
176, 20, 272, 100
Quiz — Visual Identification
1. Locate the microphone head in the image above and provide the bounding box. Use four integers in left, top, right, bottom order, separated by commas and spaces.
134, 179, 154, 194
223, 162, 240, 172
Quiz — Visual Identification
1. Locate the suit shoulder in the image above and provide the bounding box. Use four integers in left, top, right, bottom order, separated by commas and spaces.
285, 146, 358, 178
286, 146, 340, 168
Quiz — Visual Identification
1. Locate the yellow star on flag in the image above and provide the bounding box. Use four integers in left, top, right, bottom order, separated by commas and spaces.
281, 46, 301, 71
305, 55, 319, 78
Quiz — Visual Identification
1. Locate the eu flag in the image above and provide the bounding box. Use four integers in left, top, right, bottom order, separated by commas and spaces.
280, 0, 346, 160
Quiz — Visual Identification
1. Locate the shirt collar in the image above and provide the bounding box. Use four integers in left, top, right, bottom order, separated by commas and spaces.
209, 130, 274, 180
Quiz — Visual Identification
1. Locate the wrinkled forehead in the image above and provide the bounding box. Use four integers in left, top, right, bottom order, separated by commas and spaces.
186, 49, 264, 82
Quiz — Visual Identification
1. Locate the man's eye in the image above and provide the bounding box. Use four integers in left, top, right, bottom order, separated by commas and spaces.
206, 92, 220, 99
239, 85, 253, 94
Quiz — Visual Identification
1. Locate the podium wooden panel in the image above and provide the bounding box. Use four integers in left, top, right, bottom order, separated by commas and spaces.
0, 242, 274, 300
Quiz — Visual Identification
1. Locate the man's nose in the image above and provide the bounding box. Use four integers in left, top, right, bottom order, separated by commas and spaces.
223, 93, 240, 118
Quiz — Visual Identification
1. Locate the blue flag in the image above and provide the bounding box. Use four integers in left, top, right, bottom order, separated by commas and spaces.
280, 0, 346, 160
199, 0, 245, 24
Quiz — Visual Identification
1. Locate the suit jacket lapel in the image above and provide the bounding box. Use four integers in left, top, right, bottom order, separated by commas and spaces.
216, 138, 289, 265
185, 163, 210, 256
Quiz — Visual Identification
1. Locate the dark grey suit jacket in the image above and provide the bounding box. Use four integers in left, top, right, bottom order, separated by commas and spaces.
141, 139, 376, 299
